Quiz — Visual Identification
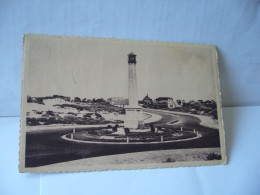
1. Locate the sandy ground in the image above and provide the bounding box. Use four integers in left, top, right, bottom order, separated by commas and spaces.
42, 148, 221, 168
25, 107, 216, 132
26, 111, 162, 132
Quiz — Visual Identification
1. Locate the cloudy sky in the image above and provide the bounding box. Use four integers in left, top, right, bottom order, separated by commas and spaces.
24, 35, 218, 101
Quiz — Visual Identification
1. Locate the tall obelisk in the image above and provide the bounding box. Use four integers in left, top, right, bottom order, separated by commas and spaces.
125, 52, 143, 129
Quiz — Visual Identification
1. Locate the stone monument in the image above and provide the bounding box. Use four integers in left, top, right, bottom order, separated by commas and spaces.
124, 52, 144, 129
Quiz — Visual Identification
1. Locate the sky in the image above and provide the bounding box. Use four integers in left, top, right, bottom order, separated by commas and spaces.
24, 35, 218, 101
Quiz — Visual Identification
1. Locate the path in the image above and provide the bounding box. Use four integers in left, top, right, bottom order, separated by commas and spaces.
25, 109, 220, 167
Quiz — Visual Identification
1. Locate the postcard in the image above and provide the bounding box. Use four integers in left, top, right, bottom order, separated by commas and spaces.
19, 34, 226, 172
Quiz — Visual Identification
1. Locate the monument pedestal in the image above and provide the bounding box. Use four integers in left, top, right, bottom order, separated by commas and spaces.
125, 106, 144, 129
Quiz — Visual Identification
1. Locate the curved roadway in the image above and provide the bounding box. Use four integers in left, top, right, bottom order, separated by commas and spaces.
25, 109, 220, 167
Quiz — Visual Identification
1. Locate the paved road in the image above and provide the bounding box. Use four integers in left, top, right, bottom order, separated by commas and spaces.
25, 109, 220, 167
143, 108, 201, 128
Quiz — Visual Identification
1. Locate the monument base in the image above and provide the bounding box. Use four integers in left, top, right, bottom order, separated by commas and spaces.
124, 107, 144, 129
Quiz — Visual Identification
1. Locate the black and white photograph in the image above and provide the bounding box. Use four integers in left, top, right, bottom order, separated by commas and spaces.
19, 35, 226, 172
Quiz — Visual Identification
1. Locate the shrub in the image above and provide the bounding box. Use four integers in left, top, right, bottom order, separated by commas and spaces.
74, 97, 81, 102
77, 107, 83, 111
166, 157, 175, 162
124, 128, 130, 135
27, 96, 33, 103
46, 110, 55, 116
68, 112, 77, 116
112, 127, 118, 132
150, 124, 155, 133
206, 152, 221, 160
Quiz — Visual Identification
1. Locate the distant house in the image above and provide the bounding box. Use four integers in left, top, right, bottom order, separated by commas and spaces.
113, 99, 129, 108
142, 94, 153, 105
107, 97, 125, 103
138, 100, 144, 106
154, 97, 175, 108
173, 100, 181, 108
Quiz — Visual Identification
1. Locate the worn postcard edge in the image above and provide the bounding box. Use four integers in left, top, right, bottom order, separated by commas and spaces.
19, 34, 227, 173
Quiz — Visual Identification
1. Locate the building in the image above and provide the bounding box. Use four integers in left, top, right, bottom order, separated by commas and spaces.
154, 97, 175, 108
107, 97, 125, 104
142, 94, 153, 105
173, 100, 181, 108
